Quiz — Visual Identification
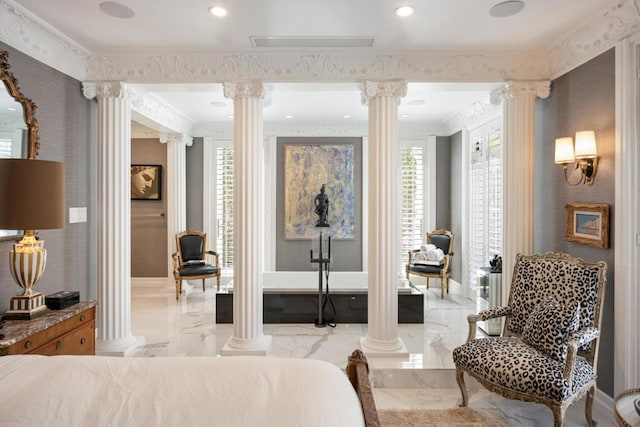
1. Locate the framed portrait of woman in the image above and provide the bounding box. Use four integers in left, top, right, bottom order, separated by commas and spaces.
131, 164, 162, 200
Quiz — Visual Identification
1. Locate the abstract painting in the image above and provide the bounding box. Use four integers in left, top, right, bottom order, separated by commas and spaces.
284, 144, 355, 239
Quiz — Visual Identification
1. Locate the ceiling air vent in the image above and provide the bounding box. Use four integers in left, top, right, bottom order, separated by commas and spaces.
250, 36, 375, 48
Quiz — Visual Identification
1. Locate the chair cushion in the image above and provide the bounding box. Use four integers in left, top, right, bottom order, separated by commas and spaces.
452, 337, 595, 402
521, 298, 580, 362
178, 263, 218, 277
408, 263, 447, 274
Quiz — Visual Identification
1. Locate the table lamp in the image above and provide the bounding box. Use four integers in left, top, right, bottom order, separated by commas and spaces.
0, 159, 64, 319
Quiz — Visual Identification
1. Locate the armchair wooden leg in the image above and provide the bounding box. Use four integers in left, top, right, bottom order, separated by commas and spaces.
440, 277, 444, 299
446, 277, 449, 294
585, 385, 596, 427
175, 279, 181, 301
202, 278, 206, 292
551, 405, 566, 427
426, 277, 430, 290
456, 369, 468, 407
216, 275, 220, 292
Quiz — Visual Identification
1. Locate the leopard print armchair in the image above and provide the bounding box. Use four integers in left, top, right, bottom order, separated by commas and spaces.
452, 252, 606, 427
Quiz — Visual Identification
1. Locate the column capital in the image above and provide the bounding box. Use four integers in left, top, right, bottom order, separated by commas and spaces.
505, 80, 550, 100
223, 82, 264, 99
159, 133, 193, 147
82, 81, 130, 100
360, 80, 407, 105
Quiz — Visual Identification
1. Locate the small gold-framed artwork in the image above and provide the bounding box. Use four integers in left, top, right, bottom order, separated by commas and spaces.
565, 203, 609, 248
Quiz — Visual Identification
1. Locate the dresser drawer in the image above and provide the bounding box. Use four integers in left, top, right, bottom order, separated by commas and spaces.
35, 321, 95, 356
6, 306, 95, 355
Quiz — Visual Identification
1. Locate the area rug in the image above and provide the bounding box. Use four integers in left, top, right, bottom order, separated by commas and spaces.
379, 407, 511, 427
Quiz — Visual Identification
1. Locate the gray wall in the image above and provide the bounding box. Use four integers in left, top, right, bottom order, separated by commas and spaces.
186, 137, 203, 230
0, 42, 96, 311
276, 137, 363, 271
448, 131, 463, 282
435, 136, 451, 232
131, 139, 167, 277
535, 48, 615, 397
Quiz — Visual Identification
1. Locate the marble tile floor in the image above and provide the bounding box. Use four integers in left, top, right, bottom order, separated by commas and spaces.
130, 280, 615, 426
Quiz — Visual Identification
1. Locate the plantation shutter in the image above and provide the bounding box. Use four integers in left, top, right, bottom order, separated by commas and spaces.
400, 145, 425, 266
468, 119, 502, 289
215, 146, 234, 275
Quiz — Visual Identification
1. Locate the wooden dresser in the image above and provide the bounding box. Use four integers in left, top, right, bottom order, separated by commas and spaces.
0, 301, 95, 356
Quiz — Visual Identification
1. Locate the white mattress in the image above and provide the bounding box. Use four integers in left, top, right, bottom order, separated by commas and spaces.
0, 355, 365, 427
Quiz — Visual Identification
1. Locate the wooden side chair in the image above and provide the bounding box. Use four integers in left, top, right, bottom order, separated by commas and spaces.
406, 229, 454, 298
172, 229, 220, 300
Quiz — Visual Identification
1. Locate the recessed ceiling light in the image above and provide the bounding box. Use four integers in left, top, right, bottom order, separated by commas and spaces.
409, 99, 425, 106
400, 114, 410, 118
394, 5, 415, 17
285, 114, 293, 119
226, 114, 234, 118
489, 1, 525, 18
7, 107, 16, 111
208, 5, 228, 17
210, 101, 226, 107
343, 115, 351, 119
99, 2, 135, 19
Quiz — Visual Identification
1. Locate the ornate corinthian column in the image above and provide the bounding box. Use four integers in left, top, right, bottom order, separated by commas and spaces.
221, 82, 271, 355
160, 133, 192, 283
361, 80, 408, 356
82, 81, 144, 355
500, 80, 550, 294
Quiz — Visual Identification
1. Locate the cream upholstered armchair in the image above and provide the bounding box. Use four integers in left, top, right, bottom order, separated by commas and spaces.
452, 252, 607, 427
406, 229, 454, 299
172, 230, 220, 300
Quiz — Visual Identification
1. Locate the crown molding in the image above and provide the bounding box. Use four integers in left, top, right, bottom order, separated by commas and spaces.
0, 0, 636, 84
0, 0, 88, 81
442, 94, 503, 136
192, 120, 440, 140
549, 0, 640, 79
128, 89, 195, 137
85, 51, 547, 83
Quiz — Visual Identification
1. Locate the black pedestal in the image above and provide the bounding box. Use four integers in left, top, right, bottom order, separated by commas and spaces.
215, 288, 424, 324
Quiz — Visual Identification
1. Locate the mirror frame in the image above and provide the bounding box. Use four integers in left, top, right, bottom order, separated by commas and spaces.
0, 49, 40, 241
0, 49, 40, 160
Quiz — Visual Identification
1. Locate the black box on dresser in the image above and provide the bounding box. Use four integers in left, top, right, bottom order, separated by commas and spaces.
45, 291, 80, 310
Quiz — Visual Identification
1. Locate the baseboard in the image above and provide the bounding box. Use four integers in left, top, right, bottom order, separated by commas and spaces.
131, 277, 170, 288
594, 387, 615, 424
448, 279, 463, 294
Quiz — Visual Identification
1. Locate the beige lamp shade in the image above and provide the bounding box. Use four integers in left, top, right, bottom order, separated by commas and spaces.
554, 137, 575, 164
0, 158, 65, 230
574, 130, 597, 159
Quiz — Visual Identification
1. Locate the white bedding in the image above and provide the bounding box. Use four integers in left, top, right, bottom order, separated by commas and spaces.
0, 355, 365, 427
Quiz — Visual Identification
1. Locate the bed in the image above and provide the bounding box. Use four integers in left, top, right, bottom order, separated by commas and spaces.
0, 349, 379, 427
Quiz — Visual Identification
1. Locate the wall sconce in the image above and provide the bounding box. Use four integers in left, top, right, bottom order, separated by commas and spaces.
554, 130, 599, 186
0, 159, 65, 319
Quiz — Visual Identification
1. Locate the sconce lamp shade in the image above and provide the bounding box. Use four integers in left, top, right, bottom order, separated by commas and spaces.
0, 159, 65, 230
574, 130, 598, 159
554, 137, 575, 164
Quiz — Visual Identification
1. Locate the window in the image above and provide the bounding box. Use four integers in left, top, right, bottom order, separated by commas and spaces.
400, 144, 425, 267
0, 133, 14, 158
468, 118, 502, 289
215, 146, 234, 275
